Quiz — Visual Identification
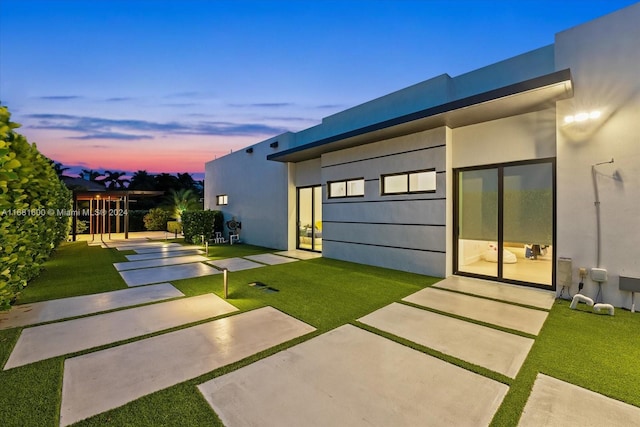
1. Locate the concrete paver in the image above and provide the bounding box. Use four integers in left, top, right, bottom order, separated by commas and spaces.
206, 258, 264, 272
244, 253, 299, 265
60, 306, 315, 427
198, 324, 508, 427
359, 302, 534, 378
0, 283, 183, 330
133, 245, 203, 254
125, 249, 203, 261
4, 294, 237, 370
112, 243, 180, 251
403, 287, 548, 335
434, 276, 555, 310
113, 255, 209, 271
119, 262, 220, 287
275, 250, 322, 260
518, 374, 640, 426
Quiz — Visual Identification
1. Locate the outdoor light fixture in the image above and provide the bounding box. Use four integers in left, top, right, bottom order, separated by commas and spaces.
245, 147, 253, 153
564, 110, 601, 124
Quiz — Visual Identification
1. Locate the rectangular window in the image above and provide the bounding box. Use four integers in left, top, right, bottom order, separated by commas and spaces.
382, 169, 436, 195
216, 194, 228, 205
328, 178, 365, 198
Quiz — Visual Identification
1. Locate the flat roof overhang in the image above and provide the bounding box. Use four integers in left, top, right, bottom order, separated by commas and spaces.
268, 69, 573, 163
73, 190, 164, 201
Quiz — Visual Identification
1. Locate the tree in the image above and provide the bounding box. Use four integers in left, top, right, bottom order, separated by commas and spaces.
167, 188, 200, 221
176, 172, 196, 191
154, 173, 179, 192
52, 162, 70, 178
129, 170, 156, 190
98, 170, 130, 189
81, 169, 102, 182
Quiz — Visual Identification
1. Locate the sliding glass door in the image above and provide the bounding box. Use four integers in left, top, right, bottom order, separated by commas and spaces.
297, 186, 322, 252
455, 159, 555, 288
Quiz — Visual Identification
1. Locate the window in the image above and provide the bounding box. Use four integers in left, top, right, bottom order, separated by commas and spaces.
382, 169, 436, 194
216, 194, 228, 205
328, 178, 365, 198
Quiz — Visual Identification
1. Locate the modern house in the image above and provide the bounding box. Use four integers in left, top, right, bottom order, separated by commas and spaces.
205, 4, 640, 309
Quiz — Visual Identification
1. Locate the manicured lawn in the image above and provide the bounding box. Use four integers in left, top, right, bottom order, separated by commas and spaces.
1, 240, 639, 426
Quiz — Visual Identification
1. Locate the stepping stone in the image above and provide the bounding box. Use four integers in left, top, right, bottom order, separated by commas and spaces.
198, 324, 508, 427
114, 255, 209, 271
359, 303, 534, 378
125, 249, 204, 261
133, 245, 203, 254
275, 250, 322, 260
244, 253, 299, 265
59, 306, 315, 427
206, 258, 264, 272
113, 242, 180, 251
518, 374, 640, 426
0, 283, 183, 330
403, 287, 548, 335
119, 263, 220, 287
434, 276, 555, 310
4, 294, 237, 370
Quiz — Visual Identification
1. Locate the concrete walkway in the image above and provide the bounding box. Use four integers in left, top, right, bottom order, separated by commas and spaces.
0, 283, 183, 330
113, 254, 209, 271
60, 306, 315, 427
4, 294, 237, 369
119, 262, 220, 286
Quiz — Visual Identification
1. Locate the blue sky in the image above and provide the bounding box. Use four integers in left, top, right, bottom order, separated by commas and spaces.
1, 0, 636, 179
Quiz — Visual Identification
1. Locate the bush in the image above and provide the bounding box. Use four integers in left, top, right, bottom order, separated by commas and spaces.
182, 210, 223, 244
167, 221, 182, 235
143, 208, 171, 231
127, 210, 148, 232
0, 106, 72, 308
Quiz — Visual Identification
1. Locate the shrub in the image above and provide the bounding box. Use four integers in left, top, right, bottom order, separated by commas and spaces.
127, 209, 148, 232
182, 210, 223, 244
167, 221, 183, 235
143, 208, 171, 231
0, 106, 72, 308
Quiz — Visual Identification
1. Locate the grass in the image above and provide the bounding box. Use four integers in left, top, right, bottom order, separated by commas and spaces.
1, 241, 639, 426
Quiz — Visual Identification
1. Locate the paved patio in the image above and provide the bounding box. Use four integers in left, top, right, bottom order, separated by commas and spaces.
119, 262, 220, 286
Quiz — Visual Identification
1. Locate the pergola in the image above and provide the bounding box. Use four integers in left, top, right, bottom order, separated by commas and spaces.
72, 189, 164, 241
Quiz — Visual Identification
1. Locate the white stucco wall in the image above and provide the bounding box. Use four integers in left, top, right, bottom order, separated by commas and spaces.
555, 3, 640, 309
204, 136, 291, 249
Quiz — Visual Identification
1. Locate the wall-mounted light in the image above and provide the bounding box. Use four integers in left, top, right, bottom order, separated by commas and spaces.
245, 147, 254, 154
564, 110, 601, 124
270, 141, 279, 148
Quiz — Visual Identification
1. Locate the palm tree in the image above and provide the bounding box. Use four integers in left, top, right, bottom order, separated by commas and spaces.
176, 172, 196, 191
81, 169, 102, 182
154, 173, 179, 192
98, 170, 130, 189
167, 188, 200, 221
53, 162, 70, 178
129, 170, 156, 190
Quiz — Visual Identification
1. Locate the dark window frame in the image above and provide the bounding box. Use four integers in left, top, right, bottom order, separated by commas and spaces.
327, 178, 365, 199
381, 168, 437, 195
216, 194, 228, 205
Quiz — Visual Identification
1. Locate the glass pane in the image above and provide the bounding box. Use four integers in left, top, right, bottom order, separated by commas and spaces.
409, 171, 436, 192
457, 169, 498, 277
330, 182, 346, 197
383, 175, 407, 193
502, 163, 553, 286
313, 186, 323, 251
347, 179, 364, 196
297, 188, 313, 250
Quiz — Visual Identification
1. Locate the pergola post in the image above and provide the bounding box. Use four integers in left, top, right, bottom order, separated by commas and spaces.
124, 193, 129, 239
72, 191, 78, 242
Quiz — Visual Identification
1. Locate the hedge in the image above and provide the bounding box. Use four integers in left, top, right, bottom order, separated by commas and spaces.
182, 210, 223, 244
143, 208, 172, 231
0, 106, 72, 308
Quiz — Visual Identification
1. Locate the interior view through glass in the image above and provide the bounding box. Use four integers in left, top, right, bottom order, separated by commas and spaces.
456, 161, 553, 287
297, 186, 322, 252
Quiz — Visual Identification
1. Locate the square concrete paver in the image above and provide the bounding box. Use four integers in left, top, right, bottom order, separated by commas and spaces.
133, 245, 203, 254
113, 242, 180, 251
518, 374, 640, 426
198, 324, 508, 427
434, 276, 555, 310
119, 262, 220, 287
125, 249, 204, 261
206, 258, 264, 272
114, 255, 209, 271
275, 250, 322, 260
359, 303, 534, 378
403, 287, 548, 335
244, 253, 299, 265
0, 283, 183, 330
60, 306, 315, 427
4, 294, 237, 370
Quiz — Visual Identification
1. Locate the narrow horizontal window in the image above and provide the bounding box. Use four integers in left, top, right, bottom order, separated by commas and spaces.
328, 178, 364, 198
382, 169, 436, 195
216, 194, 228, 205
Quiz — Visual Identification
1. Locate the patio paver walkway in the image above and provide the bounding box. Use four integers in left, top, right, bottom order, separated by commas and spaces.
244, 253, 299, 265
119, 262, 220, 286
206, 258, 264, 272
518, 374, 640, 426
275, 250, 322, 260
113, 254, 209, 271
60, 306, 315, 427
0, 283, 183, 330
132, 245, 203, 254
125, 249, 204, 261
4, 293, 237, 369
198, 324, 508, 427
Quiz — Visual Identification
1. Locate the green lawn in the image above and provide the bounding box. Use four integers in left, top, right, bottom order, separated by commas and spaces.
1, 241, 639, 426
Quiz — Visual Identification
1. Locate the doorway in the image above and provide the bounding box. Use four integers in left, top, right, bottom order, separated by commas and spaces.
454, 159, 555, 288
297, 186, 322, 252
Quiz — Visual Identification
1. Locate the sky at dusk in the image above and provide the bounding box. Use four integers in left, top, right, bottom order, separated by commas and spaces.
1, 0, 637, 180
